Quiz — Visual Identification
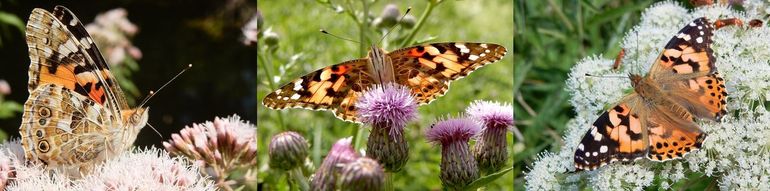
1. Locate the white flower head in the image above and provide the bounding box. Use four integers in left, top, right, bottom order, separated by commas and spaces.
73, 147, 216, 191
527, 0, 770, 189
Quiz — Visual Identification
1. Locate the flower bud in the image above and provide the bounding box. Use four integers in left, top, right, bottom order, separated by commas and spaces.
338, 157, 385, 191
466, 100, 513, 173
426, 118, 481, 190
311, 137, 359, 191
268, 131, 309, 170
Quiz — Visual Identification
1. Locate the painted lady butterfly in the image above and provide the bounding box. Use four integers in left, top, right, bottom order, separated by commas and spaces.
262, 43, 507, 122
21, 6, 148, 177
574, 17, 728, 170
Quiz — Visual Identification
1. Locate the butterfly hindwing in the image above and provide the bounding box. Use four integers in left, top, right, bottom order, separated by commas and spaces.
388, 42, 507, 104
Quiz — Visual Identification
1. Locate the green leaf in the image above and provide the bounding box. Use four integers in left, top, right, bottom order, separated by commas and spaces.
0, 11, 25, 32
463, 167, 513, 190
0, 101, 23, 119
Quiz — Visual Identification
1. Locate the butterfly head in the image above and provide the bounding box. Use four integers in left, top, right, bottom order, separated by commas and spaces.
122, 107, 149, 130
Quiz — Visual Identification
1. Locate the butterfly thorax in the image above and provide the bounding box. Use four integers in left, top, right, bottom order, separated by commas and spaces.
366, 45, 396, 84
630, 74, 664, 102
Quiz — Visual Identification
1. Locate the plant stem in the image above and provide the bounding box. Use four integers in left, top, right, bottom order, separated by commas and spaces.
258, 45, 286, 129
214, 164, 234, 191
385, 172, 394, 191
399, 1, 440, 47
289, 168, 310, 191
358, 0, 370, 57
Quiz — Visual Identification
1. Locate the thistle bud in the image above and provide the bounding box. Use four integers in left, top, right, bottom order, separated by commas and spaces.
268, 131, 309, 170
338, 157, 385, 191
311, 137, 359, 191
466, 100, 513, 173
426, 118, 482, 190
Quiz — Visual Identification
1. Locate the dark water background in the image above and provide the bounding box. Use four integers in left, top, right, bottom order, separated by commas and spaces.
0, 0, 256, 148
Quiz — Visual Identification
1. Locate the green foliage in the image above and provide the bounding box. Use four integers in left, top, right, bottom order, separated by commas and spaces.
0, 10, 24, 46
258, 0, 513, 190
514, 0, 657, 189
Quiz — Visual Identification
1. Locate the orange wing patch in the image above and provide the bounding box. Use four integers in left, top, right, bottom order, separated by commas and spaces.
692, 73, 728, 119
647, 123, 705, 161
26, 7, 112, 105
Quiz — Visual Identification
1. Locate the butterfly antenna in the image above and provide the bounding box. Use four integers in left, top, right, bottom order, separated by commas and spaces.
377, 6, 411, 45
137, 64, 192, 109
146, 122, 163, 138
320, 29, 360, 44
584, 73, 628, 78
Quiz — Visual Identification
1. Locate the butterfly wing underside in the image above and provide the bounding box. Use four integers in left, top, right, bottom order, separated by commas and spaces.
22, 6, 140, 178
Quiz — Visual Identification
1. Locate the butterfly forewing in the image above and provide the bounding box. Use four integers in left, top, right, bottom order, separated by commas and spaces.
52, 6, 129, 110
574, 101, 648, 171
26, 7, 125, 111
263, 59, 373, 122
388, 43, 507, 104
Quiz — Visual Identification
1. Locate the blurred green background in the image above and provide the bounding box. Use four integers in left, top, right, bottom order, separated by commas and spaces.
0, 0, 256, 148
257, 0, 513, 189
512, 0, 730, 189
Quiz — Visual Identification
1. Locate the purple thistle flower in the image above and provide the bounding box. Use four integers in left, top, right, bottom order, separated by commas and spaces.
466, 100, 513, 173
311, 137, 360, 191
425, 118, 482, 190
338, 157, 385, 191
268, 131, 309, 170
357, 83, 417, 134
357, 83, 416, 172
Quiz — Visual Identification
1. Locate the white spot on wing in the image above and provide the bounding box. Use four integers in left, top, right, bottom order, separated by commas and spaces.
593, 133, 603, 141
468, 55, 479, 61
290, 94, 301, 100
592, 152, 598, 156
600, 146, 608, 153
455, 43, 470, 54
80, 38, 91, 49
578, 143, 585, 151
293, 79, 303, 91
696, 37, 703, 43
689, 22, 696, 26
480, 43, 488, 48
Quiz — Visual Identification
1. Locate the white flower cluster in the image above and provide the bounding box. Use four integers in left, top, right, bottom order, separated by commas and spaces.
526, 0, 770, 190
0, 140, 215, 191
